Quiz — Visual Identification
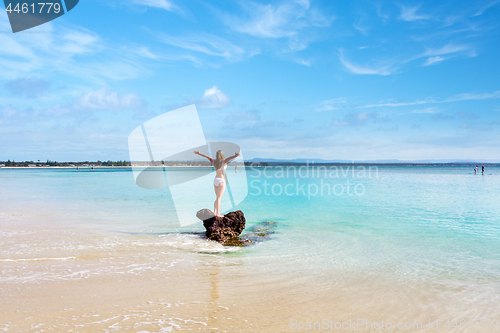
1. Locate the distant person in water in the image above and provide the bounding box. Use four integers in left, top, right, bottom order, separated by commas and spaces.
482, 165, 485, 175
194, 150, 241, 217
474, 165, 478, 174
235, 165, 238, 173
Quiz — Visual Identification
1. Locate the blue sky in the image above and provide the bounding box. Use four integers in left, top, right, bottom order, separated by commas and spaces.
1, 0, 499, 161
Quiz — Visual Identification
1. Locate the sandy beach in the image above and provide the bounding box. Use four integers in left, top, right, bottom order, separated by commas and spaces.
2, 213, 500, 332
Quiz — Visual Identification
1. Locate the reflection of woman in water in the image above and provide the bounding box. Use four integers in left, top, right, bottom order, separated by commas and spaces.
194, 150, 240, 217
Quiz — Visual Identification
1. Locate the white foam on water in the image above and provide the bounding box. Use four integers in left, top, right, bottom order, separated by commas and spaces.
68, 311, 208, 332
0, 230, 245, 283
156, 233, 241, 253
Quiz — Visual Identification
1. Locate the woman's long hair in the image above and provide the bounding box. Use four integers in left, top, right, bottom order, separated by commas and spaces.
214, 150, 225, 170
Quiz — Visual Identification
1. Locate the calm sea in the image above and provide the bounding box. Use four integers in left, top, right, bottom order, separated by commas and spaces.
2, 165, 500, 332
2, 165, 500, 282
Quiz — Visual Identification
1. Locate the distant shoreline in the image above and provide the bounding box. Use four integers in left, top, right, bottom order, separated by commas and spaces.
1, 163, 499, 169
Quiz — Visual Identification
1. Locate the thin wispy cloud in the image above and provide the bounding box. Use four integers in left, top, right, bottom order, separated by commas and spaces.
156, 32, 245, 60
353, 15, 369, 34
408, 43, 473, 67
338, 9, 480, 75
423, 56, 444, 66
374, 2, 390, 21
424, 43, 471, 57
127, 46, 159, 60
0, 15, 149, 83
399, 5, 430, 21
318, 90, 500, 111
315, 98, 346, 112
228, 1, 332, 38
361, 90, 500, 108
339, 50, 392, 75
55, 29, 101, 55
293, 58, 312, 66
473, 0, 500, 16
0, 23, 100, 79
132, 0, 177, 11
221, 0, 334, 53
412, 107, 436, 114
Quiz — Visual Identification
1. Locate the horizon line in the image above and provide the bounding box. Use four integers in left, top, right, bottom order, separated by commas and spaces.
1, 159, 499, 165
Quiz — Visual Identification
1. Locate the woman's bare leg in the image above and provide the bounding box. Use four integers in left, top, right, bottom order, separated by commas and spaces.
213, 185, 218, 216
215, 182, 226, 217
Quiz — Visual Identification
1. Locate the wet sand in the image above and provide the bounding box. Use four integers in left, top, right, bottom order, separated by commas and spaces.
2, 216, 500, 332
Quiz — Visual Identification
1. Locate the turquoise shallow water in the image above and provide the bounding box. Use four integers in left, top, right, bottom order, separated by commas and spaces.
1, 165, 500, 285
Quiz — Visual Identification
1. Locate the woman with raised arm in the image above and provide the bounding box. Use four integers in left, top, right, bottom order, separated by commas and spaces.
194, 149, 241, 217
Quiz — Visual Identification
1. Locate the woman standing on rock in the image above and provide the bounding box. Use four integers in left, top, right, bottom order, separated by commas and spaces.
194, 150, 240, 217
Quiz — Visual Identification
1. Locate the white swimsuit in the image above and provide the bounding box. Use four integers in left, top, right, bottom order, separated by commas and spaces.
212, 159, 227, 186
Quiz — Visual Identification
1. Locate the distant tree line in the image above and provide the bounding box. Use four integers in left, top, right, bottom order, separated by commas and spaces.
0, 160, 132, 167
0, 160, 269, 167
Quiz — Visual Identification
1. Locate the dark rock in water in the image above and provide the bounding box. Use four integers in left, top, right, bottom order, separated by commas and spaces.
196, 209, 246, 245
223, 237, 251, 247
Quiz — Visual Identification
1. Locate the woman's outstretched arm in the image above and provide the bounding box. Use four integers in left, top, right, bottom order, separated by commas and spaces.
225, 152, 241, 163
194, 150, 212, 162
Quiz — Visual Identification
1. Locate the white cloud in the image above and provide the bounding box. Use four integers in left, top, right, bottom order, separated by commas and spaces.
134, 47, 158, 60
412, 107, 436, 114
339, 51, 391, 75
315, 91, 500, 118
196, 86, 231, 110
222, 0, 333, 52
55, 29, 101, 55
446, 91, 500, 102
407, 43, 475, 67
474, 0, 500, 16
293, 58, 312, 66
353, 15, 369, 34
315, 98, 346, 112
320, 90, 500, 110
73, 87, 146, 112
424, 43, 470, 57
132, 0, 176, 11
1, 87, 150, 126
0, 20, 103, 80
0, 13, 150, 82
316, 105, 340, 112
423, 56, 444, 66
157, 32, 245, 60
399, 5, 430, 21
229, 1, 323, 38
